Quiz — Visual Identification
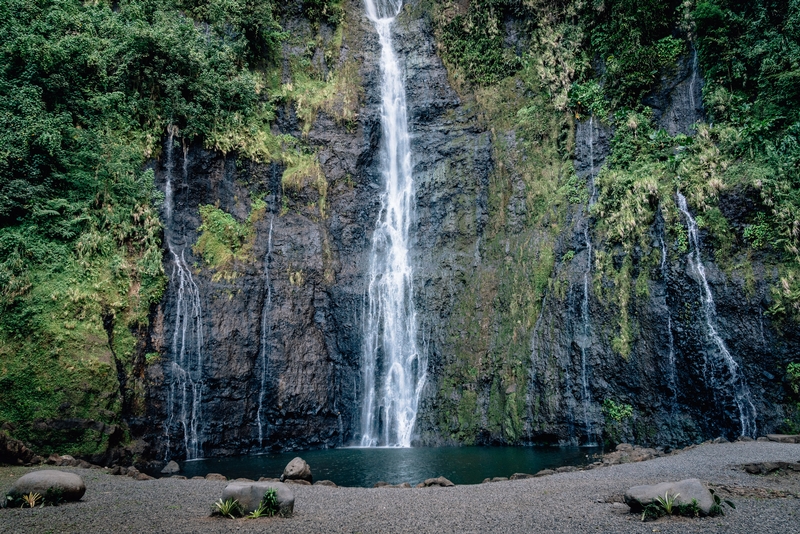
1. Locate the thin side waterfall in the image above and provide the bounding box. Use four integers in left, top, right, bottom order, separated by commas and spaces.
660, 234, 679, 411
579, 116, 597, 444
256, 213, 274, 447
689, 46, 699, 114
163, 128, 206, 460
360, 0, 426, 448
676, 191, 757, 437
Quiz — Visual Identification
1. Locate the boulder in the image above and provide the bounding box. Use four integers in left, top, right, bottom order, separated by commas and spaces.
419, 476, 454, 487
281, 457, 312, 483
624, 478, 714, 515
0, 431, 36, 465
10, 470, 86, 501
161, 461, 180, 475
220, 481, 294, 516
766, 434, 800, 444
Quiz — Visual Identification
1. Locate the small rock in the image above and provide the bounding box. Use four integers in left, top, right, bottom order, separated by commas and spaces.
373, 481, 390, 488
394, 482, 411, 488
421, 476, 454, 487
491, 477, 508, 482
221, 481, 294, 516
171, 475, 187, 480
191, 476, 204, 480
313, 480, 337, 487
556, 466, 577, 473
415, 482, 425, 488
45, 454, 61, 465
10, 470, 86, 501
258, 477, 279, 482
509, 473, 535, 480
757, 436, 770, 442
205, 473, 227, 481
481, 478, 491, 484
737, 436, 754, 442
624, 478, 714, 515
135, 473, 154, 481
161, 461, 180, 475
285, 479, 311, 485
110, 466, 123, 476
534, 469, 555, 477
126, 467, 140, 478
616, 443, 633, 452
281, 457, 312, 483
234, 477, 254, 482
767, 434, 800, 444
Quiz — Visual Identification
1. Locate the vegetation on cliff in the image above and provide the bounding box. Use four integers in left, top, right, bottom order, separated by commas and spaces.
434, 0, 800, 444
0, 0, 343, 456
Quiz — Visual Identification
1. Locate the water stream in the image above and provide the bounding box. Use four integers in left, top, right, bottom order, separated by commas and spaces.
256, 213, 275, 447
360, 0, 426, 447
163, 128, 206, 460
660, 234, 679, 412
676, 191, 757, 437
578, 116, 597, 444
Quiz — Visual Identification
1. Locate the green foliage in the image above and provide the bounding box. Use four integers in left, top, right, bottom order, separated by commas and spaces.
602, 399, 633, 422
602, 398, 633, 447
302, 0, 345, 27
675, 499, 701, 518
0, 0, 288, 453
212, 497, 243, 519
194, 197, 266, 280
655, 491, 679, 515
438, 1, 522, 85
259, 488, 280, 517
568, 80, 608, 119
4, 487, 63, 508
708, 488, 735, 516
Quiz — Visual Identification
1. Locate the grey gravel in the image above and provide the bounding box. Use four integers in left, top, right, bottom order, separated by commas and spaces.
2, 441, 799, 533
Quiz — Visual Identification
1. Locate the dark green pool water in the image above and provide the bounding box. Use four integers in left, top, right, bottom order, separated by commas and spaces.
179, 446, 602, 487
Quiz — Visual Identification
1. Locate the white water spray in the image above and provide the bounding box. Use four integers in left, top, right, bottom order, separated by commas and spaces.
256, 214, 274, 447
578, 116, 597, 444
676, 191, 757, 437
360, 0, 426, 448
163, 128, 206, 460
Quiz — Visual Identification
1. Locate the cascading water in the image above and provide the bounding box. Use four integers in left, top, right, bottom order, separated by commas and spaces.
256, 213, 274, 447
578, 116, 597, 444
359, 0, 426, 448
660, 234, 679, 411
162, 128, 206, 460
676, 191, 757, 437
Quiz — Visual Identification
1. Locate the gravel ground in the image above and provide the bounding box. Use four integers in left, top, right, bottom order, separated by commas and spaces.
2, 441, 799, 534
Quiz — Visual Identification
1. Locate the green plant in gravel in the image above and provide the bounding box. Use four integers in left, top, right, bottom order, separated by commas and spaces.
707, 488, 735, 516
258, 488, 280, 517
212, 497, 243, 519
655, 491, 679, 515
675, 498, 701, 518
21, 492, 42, 508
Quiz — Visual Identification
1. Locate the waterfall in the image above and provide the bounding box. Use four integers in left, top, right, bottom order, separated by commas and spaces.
660, 234, 679, 411
688, 46, 700, 114
578, 116, 597, 444
359, 0, 426, 448
256, 213, 274, 447
676, 191, 757, 437
162, 128, 206, 460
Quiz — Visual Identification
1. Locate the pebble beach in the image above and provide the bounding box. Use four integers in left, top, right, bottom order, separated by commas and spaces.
2, 441, 799, 534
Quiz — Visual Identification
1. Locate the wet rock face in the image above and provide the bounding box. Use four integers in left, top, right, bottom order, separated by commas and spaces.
136, 3, 795, 458
644, 48, 705, 136
138, 3, 492, 459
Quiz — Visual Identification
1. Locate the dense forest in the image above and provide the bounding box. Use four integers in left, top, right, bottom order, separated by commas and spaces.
1, 0, 798, 460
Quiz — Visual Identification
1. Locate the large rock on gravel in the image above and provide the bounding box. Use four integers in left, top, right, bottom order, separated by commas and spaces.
417, 476, 454, 487
624, 478, 714, 515
281, 457, 312, 483
161, 461, 180, 474
766, 434, 800, 444
221, 481, 294, 516
10, 470, 86, 501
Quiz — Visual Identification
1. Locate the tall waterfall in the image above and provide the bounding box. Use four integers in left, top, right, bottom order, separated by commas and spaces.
578, 116, 598, 444
162, 128, 206, 460
360, 0, 426, 447
676, 191, 757, 437
256, 213, 274, 447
